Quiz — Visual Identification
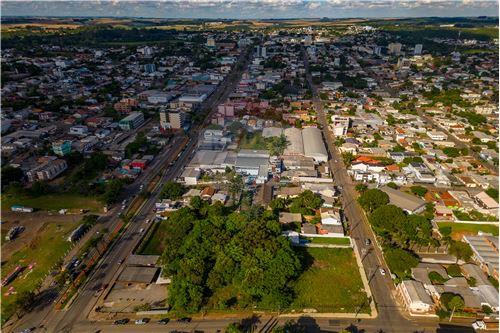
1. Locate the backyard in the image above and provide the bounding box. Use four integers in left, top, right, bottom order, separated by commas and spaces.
290, 248, 370, 314
1, 220, 79, 324
303, 237, 351, 246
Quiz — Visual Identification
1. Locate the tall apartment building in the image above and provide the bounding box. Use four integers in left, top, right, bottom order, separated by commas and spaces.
414, 44, 423, 56
388, 42, 402, 55
119, 112, 144, 131
331, 116, 350, 137
160, 110, 186, 130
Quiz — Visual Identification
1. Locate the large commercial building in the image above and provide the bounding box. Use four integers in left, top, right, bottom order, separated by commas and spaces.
283, 127, 328, 163
302, 127, 328, 163
463, 235, 499, 280
26, 157, 67, 182
388, 42, 402, 55
119, 112, 144, 131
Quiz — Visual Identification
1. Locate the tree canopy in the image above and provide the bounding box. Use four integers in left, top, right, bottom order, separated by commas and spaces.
162, 201, 301, 312
358, 189, 389, 213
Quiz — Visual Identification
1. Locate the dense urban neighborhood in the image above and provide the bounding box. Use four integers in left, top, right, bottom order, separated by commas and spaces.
0, 11, 499, 333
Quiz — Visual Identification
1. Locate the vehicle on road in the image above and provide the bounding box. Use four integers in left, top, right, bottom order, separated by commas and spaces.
113, 318, 129, 325
158, 318, 170, 325
117, 259, 123, 265
177, 317, 191, 323
135, 318, 150, 325
139, 228, 144, 233
379, 268, 386, 276
472, 320, 486, 330
365, 239, 371, 246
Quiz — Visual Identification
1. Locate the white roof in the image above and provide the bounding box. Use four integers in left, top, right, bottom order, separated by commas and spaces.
302, 127, 328, 162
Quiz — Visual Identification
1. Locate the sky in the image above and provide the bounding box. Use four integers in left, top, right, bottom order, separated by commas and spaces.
1, 0, 499, 19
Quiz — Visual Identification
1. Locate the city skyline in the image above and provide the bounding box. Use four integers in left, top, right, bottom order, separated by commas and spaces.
2, 0, 499, 19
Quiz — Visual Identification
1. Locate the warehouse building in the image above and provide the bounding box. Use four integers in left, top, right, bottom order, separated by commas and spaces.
119, 112, 144, 131
302, 127, 328, 163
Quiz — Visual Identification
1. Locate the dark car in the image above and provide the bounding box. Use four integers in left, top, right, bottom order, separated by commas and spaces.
177, 317, 191, 323
113, 318, 129, 325
158, 318, 170, 325
365, 238, 371, 246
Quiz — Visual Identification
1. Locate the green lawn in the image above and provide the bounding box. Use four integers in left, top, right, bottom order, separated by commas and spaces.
138, 220, 168, 255
303, 237, 351, 245
1, 220, 79, 324
1, 193, 103, 213
438, 222, 499, 239
239, 131, 268, 151
290, 248, 370, 314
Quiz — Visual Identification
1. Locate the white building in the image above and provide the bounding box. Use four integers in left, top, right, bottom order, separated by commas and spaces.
414, 44, 423, 56
397, 280, 435, 315
331, 115, 350, 136
388, 42, 402, 55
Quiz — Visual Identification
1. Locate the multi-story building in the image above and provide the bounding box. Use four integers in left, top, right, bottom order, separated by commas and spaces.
52, 140, 72, 156
331, 115, 350, 137
119, 112, 144, 131
388, 42, 402, 55
69, 125, 89, 136
26, 157, 67, 182
414, 44, 423, 56
159, 110, 186, 130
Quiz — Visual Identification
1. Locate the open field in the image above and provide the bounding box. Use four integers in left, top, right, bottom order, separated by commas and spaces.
138, 220, 168, 255
1, 193, 103, 213
290, 248, 370, 314
303, 237, 351, 245
437, 222, 499, 240
238, 131, 268, 150
1, 219, 80, 324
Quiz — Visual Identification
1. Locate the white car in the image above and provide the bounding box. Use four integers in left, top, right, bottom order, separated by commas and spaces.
139, 228, 144, 233
135, 318, 149, 325
379, 268, 386, 276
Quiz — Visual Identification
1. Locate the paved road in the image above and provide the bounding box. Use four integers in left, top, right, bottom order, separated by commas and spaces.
9, 46, 252, 333
302, 48, 430, 333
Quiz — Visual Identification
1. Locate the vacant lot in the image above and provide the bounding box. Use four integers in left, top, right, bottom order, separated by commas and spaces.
438, 222, 499, 240
1, 219, 79, 324
239, 131, 268, 150
303, 237, 351, 246
290, 248, 370, 314
138, 220, 168, 255
1, 193, 103, 213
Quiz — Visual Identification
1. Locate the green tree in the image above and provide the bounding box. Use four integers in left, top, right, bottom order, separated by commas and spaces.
102, 179, 124, 204
1, 166, 24, 187
384, 247, 419, 278
447, 295, 465, 312
266, 134, 288, 156
358, 189, 389, 213
442, 147, 460, 158
355, 184, 368, 193
14, 290, 36, 316
449, 241, 473, 262
410, 185, 428, 197
289, 190, 323, 215
160, 181, 186, 200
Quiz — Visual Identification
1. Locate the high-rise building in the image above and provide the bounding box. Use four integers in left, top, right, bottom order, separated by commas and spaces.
52, 140, 72, 156
207, 37, 216, 48
414, 44, 423, 56
144, 63, 156, 73
374, 46, 383, 56
331, 116, 350, 137
261, 46, 267, 58
160, 110, 186, 130
388, 42, 402, 55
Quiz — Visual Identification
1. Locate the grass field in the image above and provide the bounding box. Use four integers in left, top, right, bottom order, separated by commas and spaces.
1, 220, 79, 324
437, 222, 499, 240
138, 220, 168, 255
303, 237, 351, 245
238, 131, 268, 151
290, 248, 370, 314
1, 193, 103, 213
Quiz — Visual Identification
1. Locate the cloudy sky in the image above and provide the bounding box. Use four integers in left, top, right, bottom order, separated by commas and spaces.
2, 0, 498, 19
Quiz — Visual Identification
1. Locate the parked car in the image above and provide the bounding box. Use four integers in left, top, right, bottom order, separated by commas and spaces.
365, 238, 371, 246
158, 318, 170, 325
113, 318, 129, 325
379, 268, 386, 276
177, 317, 191, 323
135, 318, 150, 325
